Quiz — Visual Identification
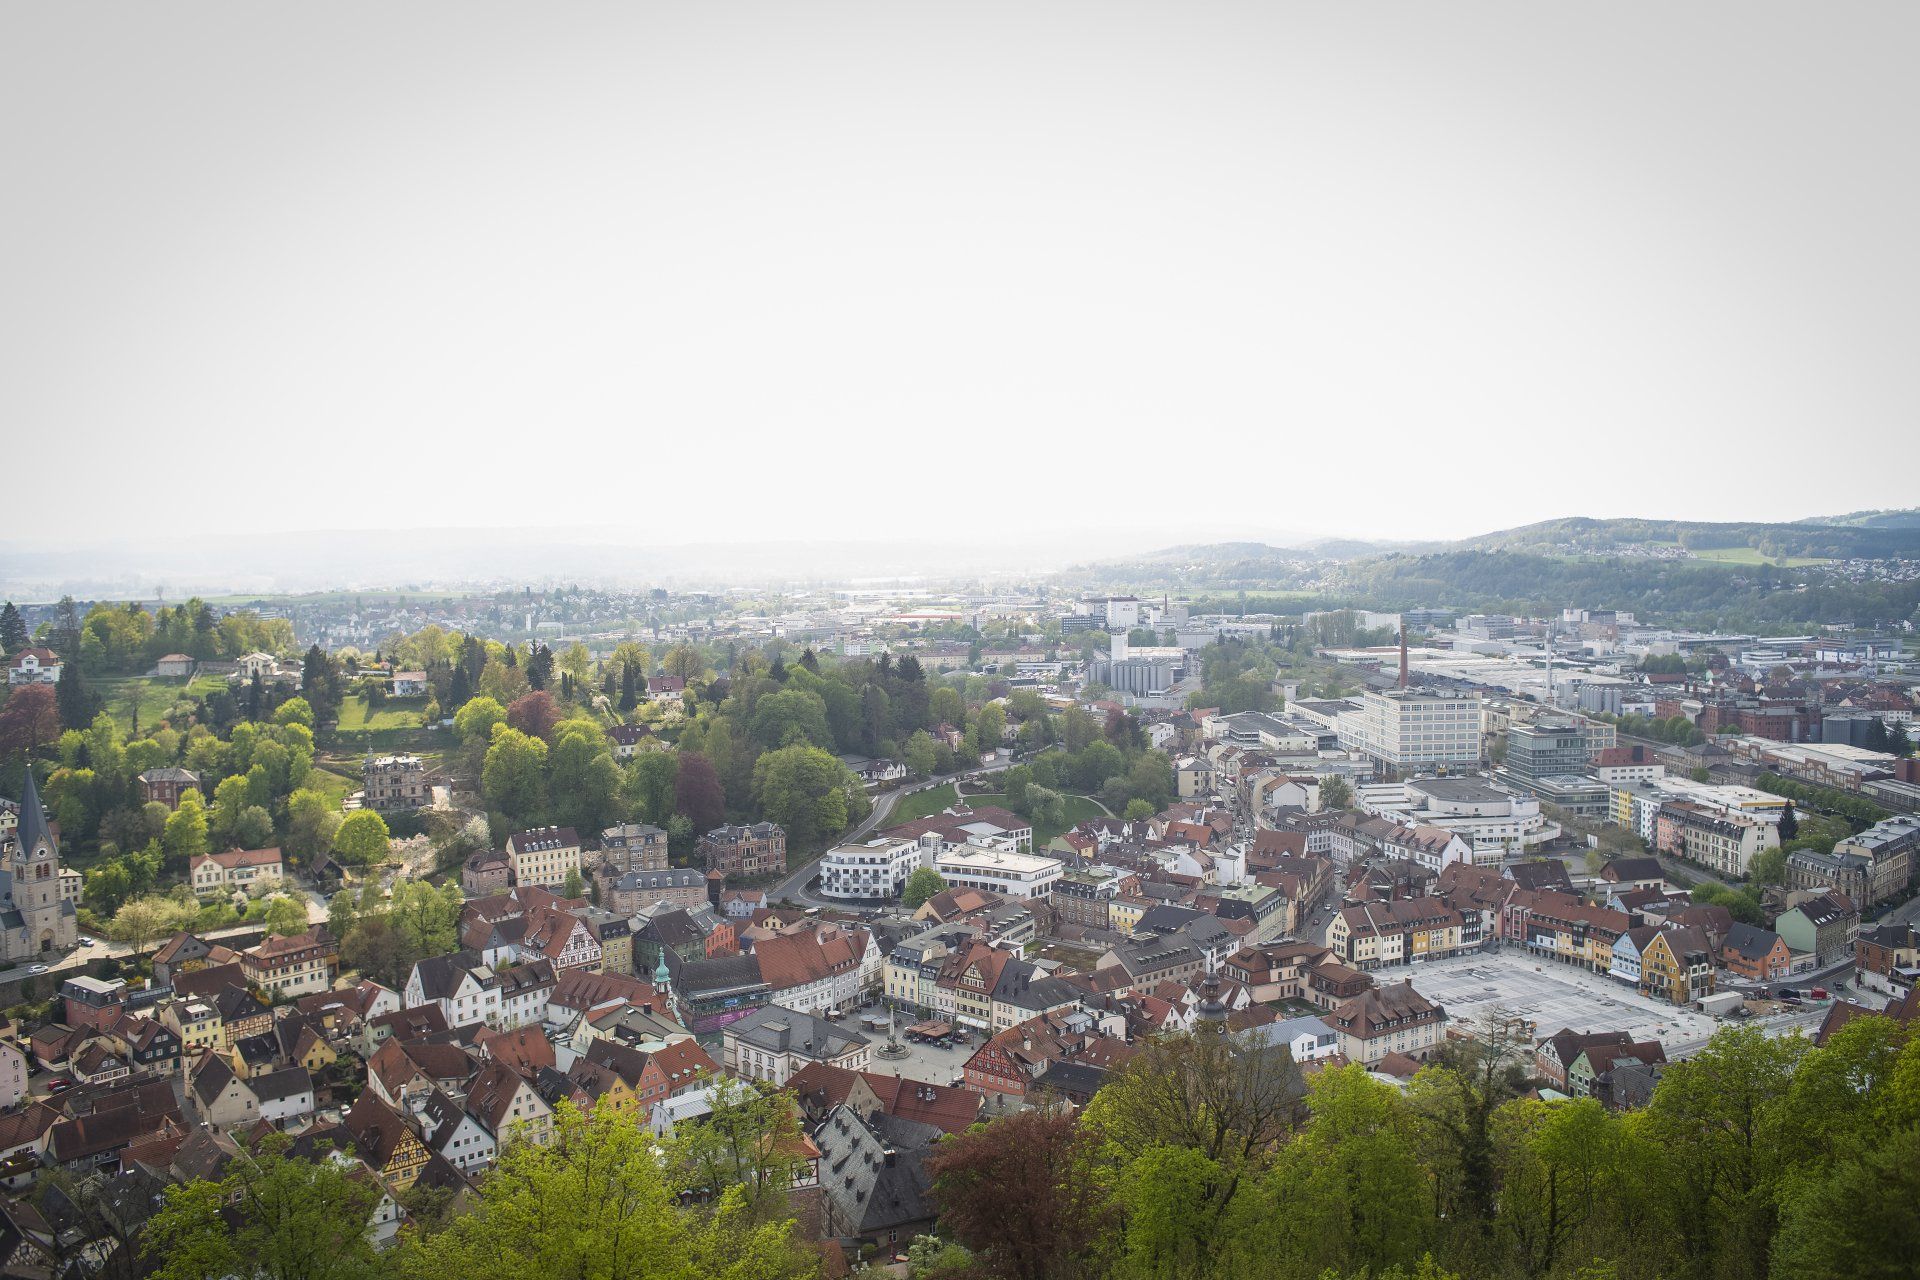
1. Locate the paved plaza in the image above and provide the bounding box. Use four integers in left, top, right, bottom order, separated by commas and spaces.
1403, 949, 1721, 1053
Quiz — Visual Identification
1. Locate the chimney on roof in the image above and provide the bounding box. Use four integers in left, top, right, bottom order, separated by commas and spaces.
1398, 628, 1409, 688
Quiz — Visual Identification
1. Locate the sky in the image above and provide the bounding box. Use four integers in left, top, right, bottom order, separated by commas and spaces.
3, 1, 1917, 555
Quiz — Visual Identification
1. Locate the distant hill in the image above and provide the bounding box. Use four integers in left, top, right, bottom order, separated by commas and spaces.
1796, 508, 1920, 531
1078, 513, 1920, 630
1453, 515, 1920, 561
1106, 514, 1920, 575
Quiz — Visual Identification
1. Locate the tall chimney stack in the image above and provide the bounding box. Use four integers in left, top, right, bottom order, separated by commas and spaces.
1398, 627, 1409, 688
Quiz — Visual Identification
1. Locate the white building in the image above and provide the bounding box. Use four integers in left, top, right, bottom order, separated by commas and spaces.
1356, 776, 1555, 863
933, 843, 1063, 901
4, 649, 61, 686
818, 837, 926, 902
1337, 689, 1484, 773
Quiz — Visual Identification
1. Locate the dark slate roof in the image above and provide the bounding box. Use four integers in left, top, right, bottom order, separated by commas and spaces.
15, 771, 53, 855
727, 1005, 869, 1059
815, 1105, 941, 1236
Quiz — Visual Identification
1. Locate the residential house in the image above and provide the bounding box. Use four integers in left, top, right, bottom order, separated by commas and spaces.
1325, 898, 1472, 969
0, 1041, 25, 1110
506, 826, 583, 889
520, 905, 602, 974
344, 1093, 431, 1189
189, 847, 285, 899
785, 1061, 983, 1135
241, 926, 339, 999
1245, 1014, 1343, 1063
136, 767, 200, 810
1222, 941, 1336, 1003
1774, 893, 1857, 968
1599, 857, 1669, 895
1567, 1040, 1667, 1102
962, 1007, 1134, 1099
362, 754, 432, 813
1638, 927, 1715, 1006
188, 1053, 262, 1131
1721, 923, 1792, 983
1536, 1028, 1638, 1091
253, 1066, 317, 1127
1855, 921, 1920, 995
698, 822, 787, 878
405, 952, 504, 1030
60, 976, 128, 1032
461, 851, 512, 896
753, 924, 878, 1018
606, 724, 654, 759
598, 822, 669, 873
465, 1060, 555, 1152
6, 648, 61, 685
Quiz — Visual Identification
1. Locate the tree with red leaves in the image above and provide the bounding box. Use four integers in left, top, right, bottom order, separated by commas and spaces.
925, 1107, 1110, 1280
505, 690, 560, 742
673, 751, 726, 833
0, 684, 59, 759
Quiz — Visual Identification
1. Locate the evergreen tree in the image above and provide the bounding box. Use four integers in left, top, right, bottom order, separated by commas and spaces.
300, 644, 341, 718
526, 643, 553, 691
798, 647, 819, 672
52, 595, 82, 658
56, 661, 99, 730
619, 664, 639, 712
0, 602, 26, 654
447, 663, 472, 711
1779, 801, 1798, 841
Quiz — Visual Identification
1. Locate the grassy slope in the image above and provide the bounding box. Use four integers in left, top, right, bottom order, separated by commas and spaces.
96, 674, 229, 733
888, 783, 958, 823
968, 791, 1106, 845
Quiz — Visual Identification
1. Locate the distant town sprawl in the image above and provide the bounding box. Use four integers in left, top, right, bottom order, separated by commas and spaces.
0, 577, 1915, 1280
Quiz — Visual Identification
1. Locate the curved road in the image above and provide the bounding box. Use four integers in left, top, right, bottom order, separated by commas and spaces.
770, 757, 1014, 907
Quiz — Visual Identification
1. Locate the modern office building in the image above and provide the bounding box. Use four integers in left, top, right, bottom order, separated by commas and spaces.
1336, 688, 1484, 774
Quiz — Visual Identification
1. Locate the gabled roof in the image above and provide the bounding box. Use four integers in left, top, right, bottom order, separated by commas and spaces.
815, 1105, 942, 1235
172, 962, 251, 1000
411, 950, 495, 1002
1722, 922, 1785, 961
345, 1092, 421, 1166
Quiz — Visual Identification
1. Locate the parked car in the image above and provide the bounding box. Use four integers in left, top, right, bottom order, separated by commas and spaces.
27, 964, 47, 976
45, 1079, 70, 1094
77, 936, 96, 947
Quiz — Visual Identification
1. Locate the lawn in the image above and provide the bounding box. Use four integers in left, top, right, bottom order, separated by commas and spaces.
307, 764, 361, 809
887, 783, 958, 824
1691, 546, 1832, 568
96, 675, 230, 733
968, 791, 1107, 845
336, 695, 427, 733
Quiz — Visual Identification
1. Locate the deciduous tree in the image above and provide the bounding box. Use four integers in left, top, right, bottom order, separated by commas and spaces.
332, 809, 392, 867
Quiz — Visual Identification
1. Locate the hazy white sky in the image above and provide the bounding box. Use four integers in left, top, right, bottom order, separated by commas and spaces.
4, 2, 1916, 548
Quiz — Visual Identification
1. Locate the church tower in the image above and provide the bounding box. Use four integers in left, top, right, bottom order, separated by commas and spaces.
4, 773, 78, 958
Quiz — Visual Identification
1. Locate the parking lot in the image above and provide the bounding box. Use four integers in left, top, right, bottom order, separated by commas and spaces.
1404, 950, 1721, 1052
